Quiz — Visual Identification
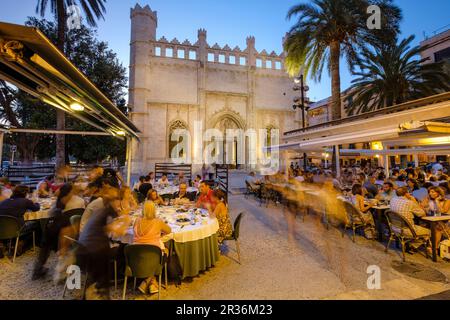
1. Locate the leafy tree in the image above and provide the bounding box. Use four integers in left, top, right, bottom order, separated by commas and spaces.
0, 81, 56, 163
35, 0, 107, 167
346, 35, 450, 115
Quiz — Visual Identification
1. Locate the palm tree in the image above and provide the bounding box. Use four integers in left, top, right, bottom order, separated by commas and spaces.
346, 35, 450, 115
284, 0, 401, 120
35, 0, 107, 167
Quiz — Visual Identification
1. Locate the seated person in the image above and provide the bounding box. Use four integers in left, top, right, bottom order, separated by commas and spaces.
424, 187, 450, 249
350, 184, 376, 239
0, 185, 40, 226
62, 184, 86, 213
245, 172, 260, 187
193, 175, 202, 188
157, 174, 170, 188
36, 175, 54, 198
390, 187, 429, 237
377, 182, 395, 202
119, 186, 138, 214
147, 189, 165, 206
395, 175, 408, 188
196, 181, 214, 209
173, 183, 191, 205
208, 189, 233, 244
135, 201, 171, 295
0, 183, 13, 199
132, 176, 146, 193
174, 172, 187, 186
363, 175, 379, 199
424, 186, 450, 215
147, 172, 156, 186
375, 173, 386, 186
138, 175, 153, 199
412, 182, 429, 202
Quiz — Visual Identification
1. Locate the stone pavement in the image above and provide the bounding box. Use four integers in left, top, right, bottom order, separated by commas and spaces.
1, 193, 449, 300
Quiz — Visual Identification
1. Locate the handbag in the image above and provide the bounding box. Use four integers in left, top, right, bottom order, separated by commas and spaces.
166, 250, 183, 286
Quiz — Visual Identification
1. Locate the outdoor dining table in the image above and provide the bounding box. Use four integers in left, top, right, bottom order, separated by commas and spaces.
369, 202, 390, 242
421, 215, 450, 262
118, 205, 220, 279
24, 197, 53, 222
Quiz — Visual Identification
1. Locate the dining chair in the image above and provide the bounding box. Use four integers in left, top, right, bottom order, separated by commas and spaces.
224, 212, 244, 264
384, 210, 431, 262
341, 201, 367, 242
122, 244, 164, 300
0, 215, 35, 263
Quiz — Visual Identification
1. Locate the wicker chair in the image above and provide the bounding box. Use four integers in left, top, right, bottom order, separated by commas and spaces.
341, 201, 369, 242
384, 210, 431, 262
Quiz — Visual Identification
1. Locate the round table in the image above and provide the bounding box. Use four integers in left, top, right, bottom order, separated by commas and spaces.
119, 206, 220, 279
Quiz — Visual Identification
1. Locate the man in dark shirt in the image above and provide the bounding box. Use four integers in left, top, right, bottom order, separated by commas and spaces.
363, 175, 379, 199
0, 185, 40, 259
138, 175, 153, 198
0, 185, 40, 226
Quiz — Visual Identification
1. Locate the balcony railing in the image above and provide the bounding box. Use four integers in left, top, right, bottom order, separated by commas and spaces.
284, 91, 450, 137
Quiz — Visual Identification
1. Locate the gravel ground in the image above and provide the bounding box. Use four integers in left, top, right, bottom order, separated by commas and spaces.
1, 194, 449, 300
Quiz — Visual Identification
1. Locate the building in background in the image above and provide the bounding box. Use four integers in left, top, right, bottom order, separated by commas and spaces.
420, 28, 450, 64
128, 4, 299, 175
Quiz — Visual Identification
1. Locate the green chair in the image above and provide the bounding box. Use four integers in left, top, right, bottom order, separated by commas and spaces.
0, 215, 35, 263
224, 212, 244, 264
122, 244, 164, 300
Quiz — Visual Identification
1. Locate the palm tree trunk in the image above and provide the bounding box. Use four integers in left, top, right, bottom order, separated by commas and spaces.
55, 0, 66, 168
330, 40, 341, 174
330, 40, 341, 120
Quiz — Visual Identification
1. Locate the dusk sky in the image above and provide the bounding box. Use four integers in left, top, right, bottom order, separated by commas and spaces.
1, 0, 449, 102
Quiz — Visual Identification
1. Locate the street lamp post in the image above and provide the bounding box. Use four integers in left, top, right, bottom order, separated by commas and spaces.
293, 75, 309, 172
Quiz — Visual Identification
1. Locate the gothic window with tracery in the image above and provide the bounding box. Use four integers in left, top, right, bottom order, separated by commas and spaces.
168, 120, 188, 159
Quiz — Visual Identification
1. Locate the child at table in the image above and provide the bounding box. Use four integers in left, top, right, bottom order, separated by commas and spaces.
134, 201, 171, 295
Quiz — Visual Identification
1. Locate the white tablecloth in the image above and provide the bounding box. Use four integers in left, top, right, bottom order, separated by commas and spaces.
24, 197, 54, 221
155, 186, 198, 196
117, 206, 219, 244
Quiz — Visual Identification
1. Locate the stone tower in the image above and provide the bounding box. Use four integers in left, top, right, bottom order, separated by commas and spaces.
129, 4, 157, 116
129, 4, 158, 173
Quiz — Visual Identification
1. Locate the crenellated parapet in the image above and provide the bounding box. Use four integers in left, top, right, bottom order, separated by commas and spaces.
151, 29, 285, 71
130, 3, 157, 25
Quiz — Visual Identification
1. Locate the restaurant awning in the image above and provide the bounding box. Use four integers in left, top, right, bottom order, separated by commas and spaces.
0, 21, 140, 139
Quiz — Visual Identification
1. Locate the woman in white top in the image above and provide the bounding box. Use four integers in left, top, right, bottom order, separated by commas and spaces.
423, 186, 450, 250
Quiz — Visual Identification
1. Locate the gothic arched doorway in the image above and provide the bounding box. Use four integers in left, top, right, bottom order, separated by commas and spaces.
214, 116, 242, 169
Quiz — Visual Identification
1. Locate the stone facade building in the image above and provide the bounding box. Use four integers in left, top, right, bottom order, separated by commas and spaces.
128, 4, 298, 175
